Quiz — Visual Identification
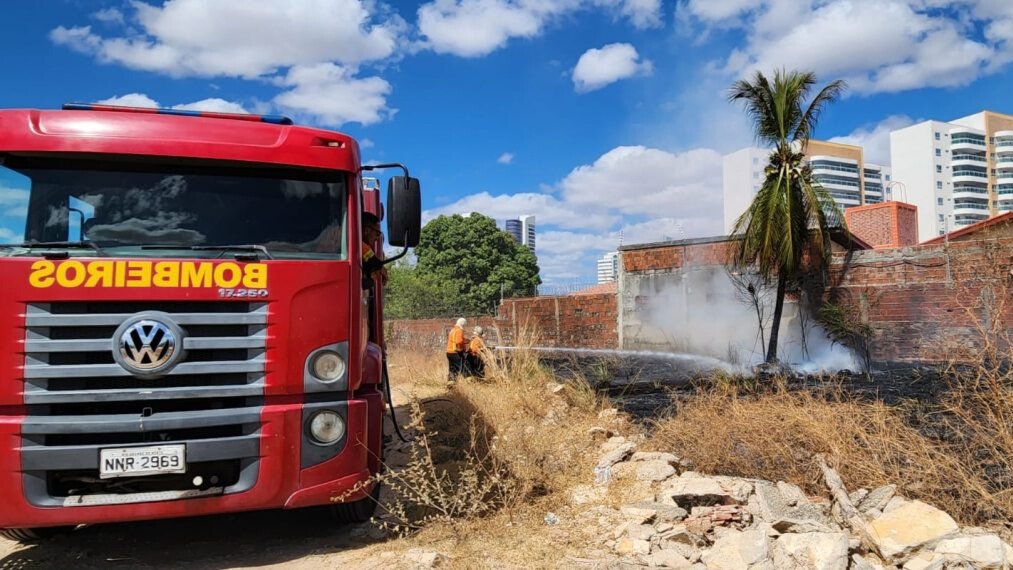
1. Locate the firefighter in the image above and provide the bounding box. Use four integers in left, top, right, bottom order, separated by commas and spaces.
361, 212, 388, 286
446, 317, 467, 382
467, 325, 488, 379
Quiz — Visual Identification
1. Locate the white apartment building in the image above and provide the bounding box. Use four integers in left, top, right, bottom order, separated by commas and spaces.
890, 111, 1013, 240
505, 214, 536, 254
722, 142, 891, 234
596, 251, 619, 284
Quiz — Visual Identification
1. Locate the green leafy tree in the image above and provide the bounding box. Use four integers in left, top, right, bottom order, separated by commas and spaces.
384, 261, 465, 319
413, 213, 540, 314
728, 69, 846, 364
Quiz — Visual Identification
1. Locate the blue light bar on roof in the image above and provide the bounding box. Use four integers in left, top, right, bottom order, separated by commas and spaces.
62, 103, 294, 125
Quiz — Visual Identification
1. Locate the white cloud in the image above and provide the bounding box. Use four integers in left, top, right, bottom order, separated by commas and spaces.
173, 98, 249, 114
51, 0, 402, 127
51, 0, 402, 77
426, 145, 724, 283
416, 0, 662, 57
92, 8, 125, 25
95, 93, 160, 108
273, 63, 393, 126
497, 152, 515, 164
829, 114, 917, 165
360, 138, 376, 149
0, 187, 29, 207
0, 227, 22, 243
681, 0, 1013, 95
572, 42, 652, 92
95, 93, 248, 114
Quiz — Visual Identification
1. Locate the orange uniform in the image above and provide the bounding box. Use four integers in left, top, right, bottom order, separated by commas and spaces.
469, 335, 486, 355
446, 326, 465, 354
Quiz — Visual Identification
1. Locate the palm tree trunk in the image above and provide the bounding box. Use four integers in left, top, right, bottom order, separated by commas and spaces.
766, 273, 787, 364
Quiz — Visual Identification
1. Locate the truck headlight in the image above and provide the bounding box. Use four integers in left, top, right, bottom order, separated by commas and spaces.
309, 410, 345, 445
311, 351, 345, 383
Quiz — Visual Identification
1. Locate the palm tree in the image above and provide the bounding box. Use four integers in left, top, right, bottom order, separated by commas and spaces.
728, 69, 846, 364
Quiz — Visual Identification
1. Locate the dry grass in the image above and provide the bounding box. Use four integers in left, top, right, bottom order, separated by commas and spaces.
650, 376, 1013, 529
364, 328, 635, 567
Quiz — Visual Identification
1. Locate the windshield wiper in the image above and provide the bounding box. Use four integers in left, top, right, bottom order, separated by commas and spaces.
140, 244, 275, 260
0, 241, 108, 257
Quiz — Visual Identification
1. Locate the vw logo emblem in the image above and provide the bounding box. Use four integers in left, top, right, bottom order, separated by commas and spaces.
112, 313, 186, 376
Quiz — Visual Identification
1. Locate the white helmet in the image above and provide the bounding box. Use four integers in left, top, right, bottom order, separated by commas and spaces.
456, 318, 467, 327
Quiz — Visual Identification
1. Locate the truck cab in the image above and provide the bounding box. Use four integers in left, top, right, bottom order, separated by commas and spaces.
0, 104, 420, 539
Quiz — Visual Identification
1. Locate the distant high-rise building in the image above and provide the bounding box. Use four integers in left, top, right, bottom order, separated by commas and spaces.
722, 141, 891, 234
505, 215, 536, 254
890, 110, 1013, 241
597, 251, 619, 284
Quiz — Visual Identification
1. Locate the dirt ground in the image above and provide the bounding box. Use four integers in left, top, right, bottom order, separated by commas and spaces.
0, 386, 430, 569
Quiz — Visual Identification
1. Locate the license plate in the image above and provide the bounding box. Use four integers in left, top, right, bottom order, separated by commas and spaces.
99, 444, 186, 479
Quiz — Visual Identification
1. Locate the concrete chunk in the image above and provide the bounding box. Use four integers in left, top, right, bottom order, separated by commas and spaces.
772, 532, 849, 570
867, 500, 959, 562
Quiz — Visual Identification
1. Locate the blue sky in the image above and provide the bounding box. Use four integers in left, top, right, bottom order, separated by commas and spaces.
2, 0, 1013, 285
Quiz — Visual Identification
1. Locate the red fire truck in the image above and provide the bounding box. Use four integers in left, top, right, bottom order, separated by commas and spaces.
0, 104, 421, 541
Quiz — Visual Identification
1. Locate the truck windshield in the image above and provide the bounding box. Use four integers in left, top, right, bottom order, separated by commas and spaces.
0, 156, 347, 260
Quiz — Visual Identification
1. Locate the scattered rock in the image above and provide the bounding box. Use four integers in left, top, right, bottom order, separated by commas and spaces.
587, 427, 613, 442
867, 500, 959, 562
547, 382, 566, 395
849, 488, 870, 507
597, 442, 636, 470
856, 485, 896, 515
646, 549, 695, 568
631, 451, 681, 465
882, 495, 908, 514
747, 481, 831, 530
775, 481, 810, 507
770, 519, 836, 534
626, 523, 657, 541
900, 551, 945, 570
701, 528, 773, 570
772, 532, 849, 570
404, 549, 449, 568
620, 505, 658, 525
636, 459, 677, 482
570, 484, 608, 506
933, 533, 1006, 568
615, 537, 652, 556
660, 477, 736, 508
850, 554, 886, 570
659, 523, 705, 547
544, 512, 560, 526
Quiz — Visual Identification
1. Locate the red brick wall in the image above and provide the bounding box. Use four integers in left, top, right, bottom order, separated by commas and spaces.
828, 237, 1013, 362
843, 202, 919, 249
495, 292, 618, 348
622, 239, 734, 272
386, 292, 618, 351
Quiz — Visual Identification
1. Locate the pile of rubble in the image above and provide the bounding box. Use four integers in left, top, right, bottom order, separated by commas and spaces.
574, 433, 1013, 569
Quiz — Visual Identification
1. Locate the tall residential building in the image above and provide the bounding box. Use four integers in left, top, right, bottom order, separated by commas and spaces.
596, 251, 619, 283
505, 215, 536, 254
722, 142, 891, 234
890, 110, 1013, 240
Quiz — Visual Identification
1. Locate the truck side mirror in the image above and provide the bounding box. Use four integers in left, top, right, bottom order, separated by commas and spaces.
387, 176, 421, 247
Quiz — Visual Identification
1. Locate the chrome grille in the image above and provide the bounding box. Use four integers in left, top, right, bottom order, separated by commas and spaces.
23, 302, 267, 405
20, 301, 267, 506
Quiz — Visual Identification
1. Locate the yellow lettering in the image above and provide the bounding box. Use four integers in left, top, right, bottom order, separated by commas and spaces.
29, 261, 56, 288
126, 261, 152, 288
56, 261, 86, 287
181, 262, 212, 287
242, 264, 267, 288
114, 261, 127, 287
84, 261, 113, 288
153, 262, 180, 287
214, 263, 242, 288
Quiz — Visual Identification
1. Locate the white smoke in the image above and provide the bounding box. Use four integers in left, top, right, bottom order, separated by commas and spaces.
631, 266, 860, 372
